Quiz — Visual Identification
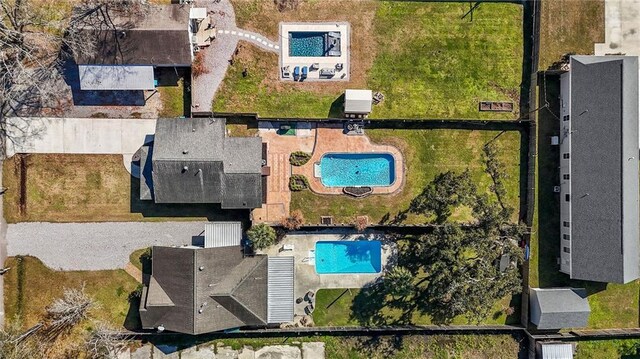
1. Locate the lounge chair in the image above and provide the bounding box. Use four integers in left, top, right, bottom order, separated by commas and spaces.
301, 66, 308, 80
293, 66, 300, 81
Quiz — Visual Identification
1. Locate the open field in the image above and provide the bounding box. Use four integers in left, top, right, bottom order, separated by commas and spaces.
3, 256, 139, 330
215, 1, 523, 119
290, 128, 523, 225
2, 154, 249, 223
538, 0, 604, 70
529, 75, 639, 329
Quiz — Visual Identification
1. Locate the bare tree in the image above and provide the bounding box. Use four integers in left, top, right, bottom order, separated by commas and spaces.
0, 320, 45, 359
42, 285, 95, 341
85, 322, 132, 359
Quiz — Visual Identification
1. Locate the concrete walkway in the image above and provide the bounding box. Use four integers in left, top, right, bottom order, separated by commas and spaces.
594, 0, 640, 56
217, 27, 280, 53
7, 222, 208, 270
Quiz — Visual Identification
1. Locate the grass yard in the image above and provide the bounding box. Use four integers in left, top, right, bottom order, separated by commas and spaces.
538, 0, 604, 70
290, 128, 523, 225
199, 335, 523, 359
2, 154, 250, 223
157, 68, 190, 118
215, 1, 523, 119
529, 75, 639, 329
313, 288, 520, 327
3, 256, 139, 330
574, 340, 640, 359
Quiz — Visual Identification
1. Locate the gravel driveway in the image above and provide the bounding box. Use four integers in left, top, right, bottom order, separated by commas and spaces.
7, 222, 208, 270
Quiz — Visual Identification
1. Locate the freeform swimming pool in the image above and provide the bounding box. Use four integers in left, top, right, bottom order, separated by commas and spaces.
315, 241, 382, 274
319, 153, 395, 187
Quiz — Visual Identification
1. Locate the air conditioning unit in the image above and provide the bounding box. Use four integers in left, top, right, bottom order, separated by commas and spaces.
553, 186, 561, 193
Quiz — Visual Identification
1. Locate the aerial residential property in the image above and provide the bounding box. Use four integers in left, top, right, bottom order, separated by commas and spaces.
2, 0, 640, 358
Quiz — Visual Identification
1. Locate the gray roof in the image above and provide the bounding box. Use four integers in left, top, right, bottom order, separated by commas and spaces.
139, 145, 153, 201
149, 118, 263, 208
140, 245, 271, 334
267, 256, 295, 323
204, 222, 242, 248
568, 56, 639, 283
78, 65, 155, 90
529, 288, 590, 330
344, 89, 372, 114
73, 5, 191, 66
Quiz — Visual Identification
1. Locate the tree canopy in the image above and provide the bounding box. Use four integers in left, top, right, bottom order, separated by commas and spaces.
247, 223, 277, 250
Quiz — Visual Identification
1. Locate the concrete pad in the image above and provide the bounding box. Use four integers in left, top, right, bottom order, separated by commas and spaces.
301, 343, 325, 359
131, 344, 152, 359
5, 117, 156, 157
181, 346, 216, 359
238, 347, 256, 359
216, 346, 239, 358
255, 345, 301, 359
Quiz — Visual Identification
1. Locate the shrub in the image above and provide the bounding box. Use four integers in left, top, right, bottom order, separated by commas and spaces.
247, 223, 277, 250
192, 51, 209, 78
289, 174, 309, 191
281, 210, 305, 230
289, 151, 312, 166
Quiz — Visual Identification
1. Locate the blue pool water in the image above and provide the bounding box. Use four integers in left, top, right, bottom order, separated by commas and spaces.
315, 241, 382, 274
320, 153, 395, 187
289, 32, 327, 57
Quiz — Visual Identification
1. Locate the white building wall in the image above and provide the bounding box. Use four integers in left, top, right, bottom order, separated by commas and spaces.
559, 72, 572, 275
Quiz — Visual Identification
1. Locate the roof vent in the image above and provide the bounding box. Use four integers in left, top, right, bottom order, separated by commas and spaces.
183, 166, 189, 172
119, 31, 126, 39
183, 149, 189, 155
192, 128, 196, 132
198, 266, 204, 271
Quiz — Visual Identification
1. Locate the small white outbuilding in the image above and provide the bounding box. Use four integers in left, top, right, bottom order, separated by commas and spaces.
344, 89, 373, 115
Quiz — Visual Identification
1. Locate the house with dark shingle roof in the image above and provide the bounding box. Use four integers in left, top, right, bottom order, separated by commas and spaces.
558, 55, 639, 284
139, 117, 264, 209
139, 222, 294, 334
71, 4, 209, 91
529, 288, 590, 330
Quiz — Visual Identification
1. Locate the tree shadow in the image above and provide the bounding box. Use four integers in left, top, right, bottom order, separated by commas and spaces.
355, 335, 405, 358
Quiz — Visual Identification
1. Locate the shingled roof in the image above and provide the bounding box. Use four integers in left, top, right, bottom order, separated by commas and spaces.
73, 5, 191, 66
139, 246, 269, 334
529, 288, 590, 330
144, 118, 263, 209
567, 56, 639, 283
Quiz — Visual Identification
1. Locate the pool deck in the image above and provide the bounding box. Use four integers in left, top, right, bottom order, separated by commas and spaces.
261, 231, 396, 317
293, 124, 404, 195
279, 22, 350, 82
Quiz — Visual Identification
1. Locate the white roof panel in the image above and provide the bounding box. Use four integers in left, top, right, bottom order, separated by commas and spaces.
204, 222, 242, 248
79, 65, 155, 90
345, 89, 372, 113
190, 7, 207, 19
267, 256, 294, 323
541, 343, 573, 359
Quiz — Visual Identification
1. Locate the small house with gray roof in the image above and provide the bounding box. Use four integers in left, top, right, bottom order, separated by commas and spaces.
139, 117, 264, 209
139, 222, 294, 334
558, 55, 639, 283
529, 288, 590, 330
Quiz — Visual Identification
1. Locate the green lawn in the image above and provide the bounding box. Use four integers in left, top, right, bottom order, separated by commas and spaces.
157, 68, 190, 118
3, 256, 139, 330
214, 1, 523, 119
575, 339, 640, 359
313, 288, 520, 327
530, 75, 639, 329
290, 128, 523, 225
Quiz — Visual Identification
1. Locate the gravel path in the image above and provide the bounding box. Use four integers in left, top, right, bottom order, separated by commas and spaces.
7, 222, 208, 270
191, 0, 238, 109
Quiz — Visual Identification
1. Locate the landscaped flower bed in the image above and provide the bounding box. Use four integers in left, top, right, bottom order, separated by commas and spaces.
289, 151, 312, 166
289, 174, 309, 191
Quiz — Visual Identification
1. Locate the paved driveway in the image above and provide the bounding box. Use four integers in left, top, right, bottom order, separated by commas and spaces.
7, 222, 208, 270
5, 117, 156, 157
595, 0, 640, 56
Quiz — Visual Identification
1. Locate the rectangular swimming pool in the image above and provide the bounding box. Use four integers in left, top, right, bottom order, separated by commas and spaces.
320, 153, 395, 187
289, 32, 327, 57
315, 241, 382, 274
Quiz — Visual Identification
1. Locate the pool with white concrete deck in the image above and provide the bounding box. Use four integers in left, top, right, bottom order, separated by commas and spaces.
261, 232, 396, 316
279, 22, 350, 82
